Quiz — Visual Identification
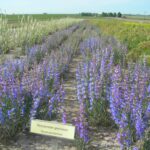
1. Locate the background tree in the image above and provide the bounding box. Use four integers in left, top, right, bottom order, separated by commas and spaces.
117, 12, 122, 17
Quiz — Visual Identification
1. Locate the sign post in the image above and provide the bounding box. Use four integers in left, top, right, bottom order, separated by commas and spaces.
30, 119, 75, 140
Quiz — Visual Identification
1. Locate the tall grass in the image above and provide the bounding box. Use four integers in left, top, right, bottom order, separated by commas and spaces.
0, 15, 81, 54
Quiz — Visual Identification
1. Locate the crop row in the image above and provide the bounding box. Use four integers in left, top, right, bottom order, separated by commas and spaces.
75, 36, 150, 149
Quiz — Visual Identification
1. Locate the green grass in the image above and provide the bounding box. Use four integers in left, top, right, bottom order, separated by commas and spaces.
125, 14, 150, 21
1, 14, 104, 25
6, 14, 73, 21
2, 13, 150, 23
1, 14, 83, 24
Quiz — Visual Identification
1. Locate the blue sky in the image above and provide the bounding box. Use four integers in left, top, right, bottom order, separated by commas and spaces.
0, 0, 149, 14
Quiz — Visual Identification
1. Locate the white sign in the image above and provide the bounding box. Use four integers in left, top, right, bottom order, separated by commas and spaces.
30, 119, 75, 140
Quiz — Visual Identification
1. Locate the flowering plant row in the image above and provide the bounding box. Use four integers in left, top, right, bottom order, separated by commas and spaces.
0, 23, 85, 140
75, 37, 150, 149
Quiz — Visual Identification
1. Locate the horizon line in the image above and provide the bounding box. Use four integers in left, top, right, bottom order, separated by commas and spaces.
1, 12, 150, 16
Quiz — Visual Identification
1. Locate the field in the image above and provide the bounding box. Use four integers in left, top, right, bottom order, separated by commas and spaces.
0, 14, 150, 150
90, 18, 150, 65
0, 14, 94, 24
2, 14, 80, 23
125, 15, 150, 21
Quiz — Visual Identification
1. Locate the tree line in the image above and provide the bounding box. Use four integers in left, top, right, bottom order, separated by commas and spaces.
101, 12, 122, 17
80, 12, 122, 18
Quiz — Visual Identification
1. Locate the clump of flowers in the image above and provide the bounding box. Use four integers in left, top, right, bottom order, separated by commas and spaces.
27, 25, 78, 65
0, 60, 32, 139
76, 37, 120, 126
109, 64, 150, 149
74, 102, 89, 150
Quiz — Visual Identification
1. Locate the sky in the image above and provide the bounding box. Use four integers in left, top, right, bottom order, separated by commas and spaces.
0, 0, 150, 15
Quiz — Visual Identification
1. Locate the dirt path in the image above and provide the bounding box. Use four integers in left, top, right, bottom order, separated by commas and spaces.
62, 55, 83, 123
